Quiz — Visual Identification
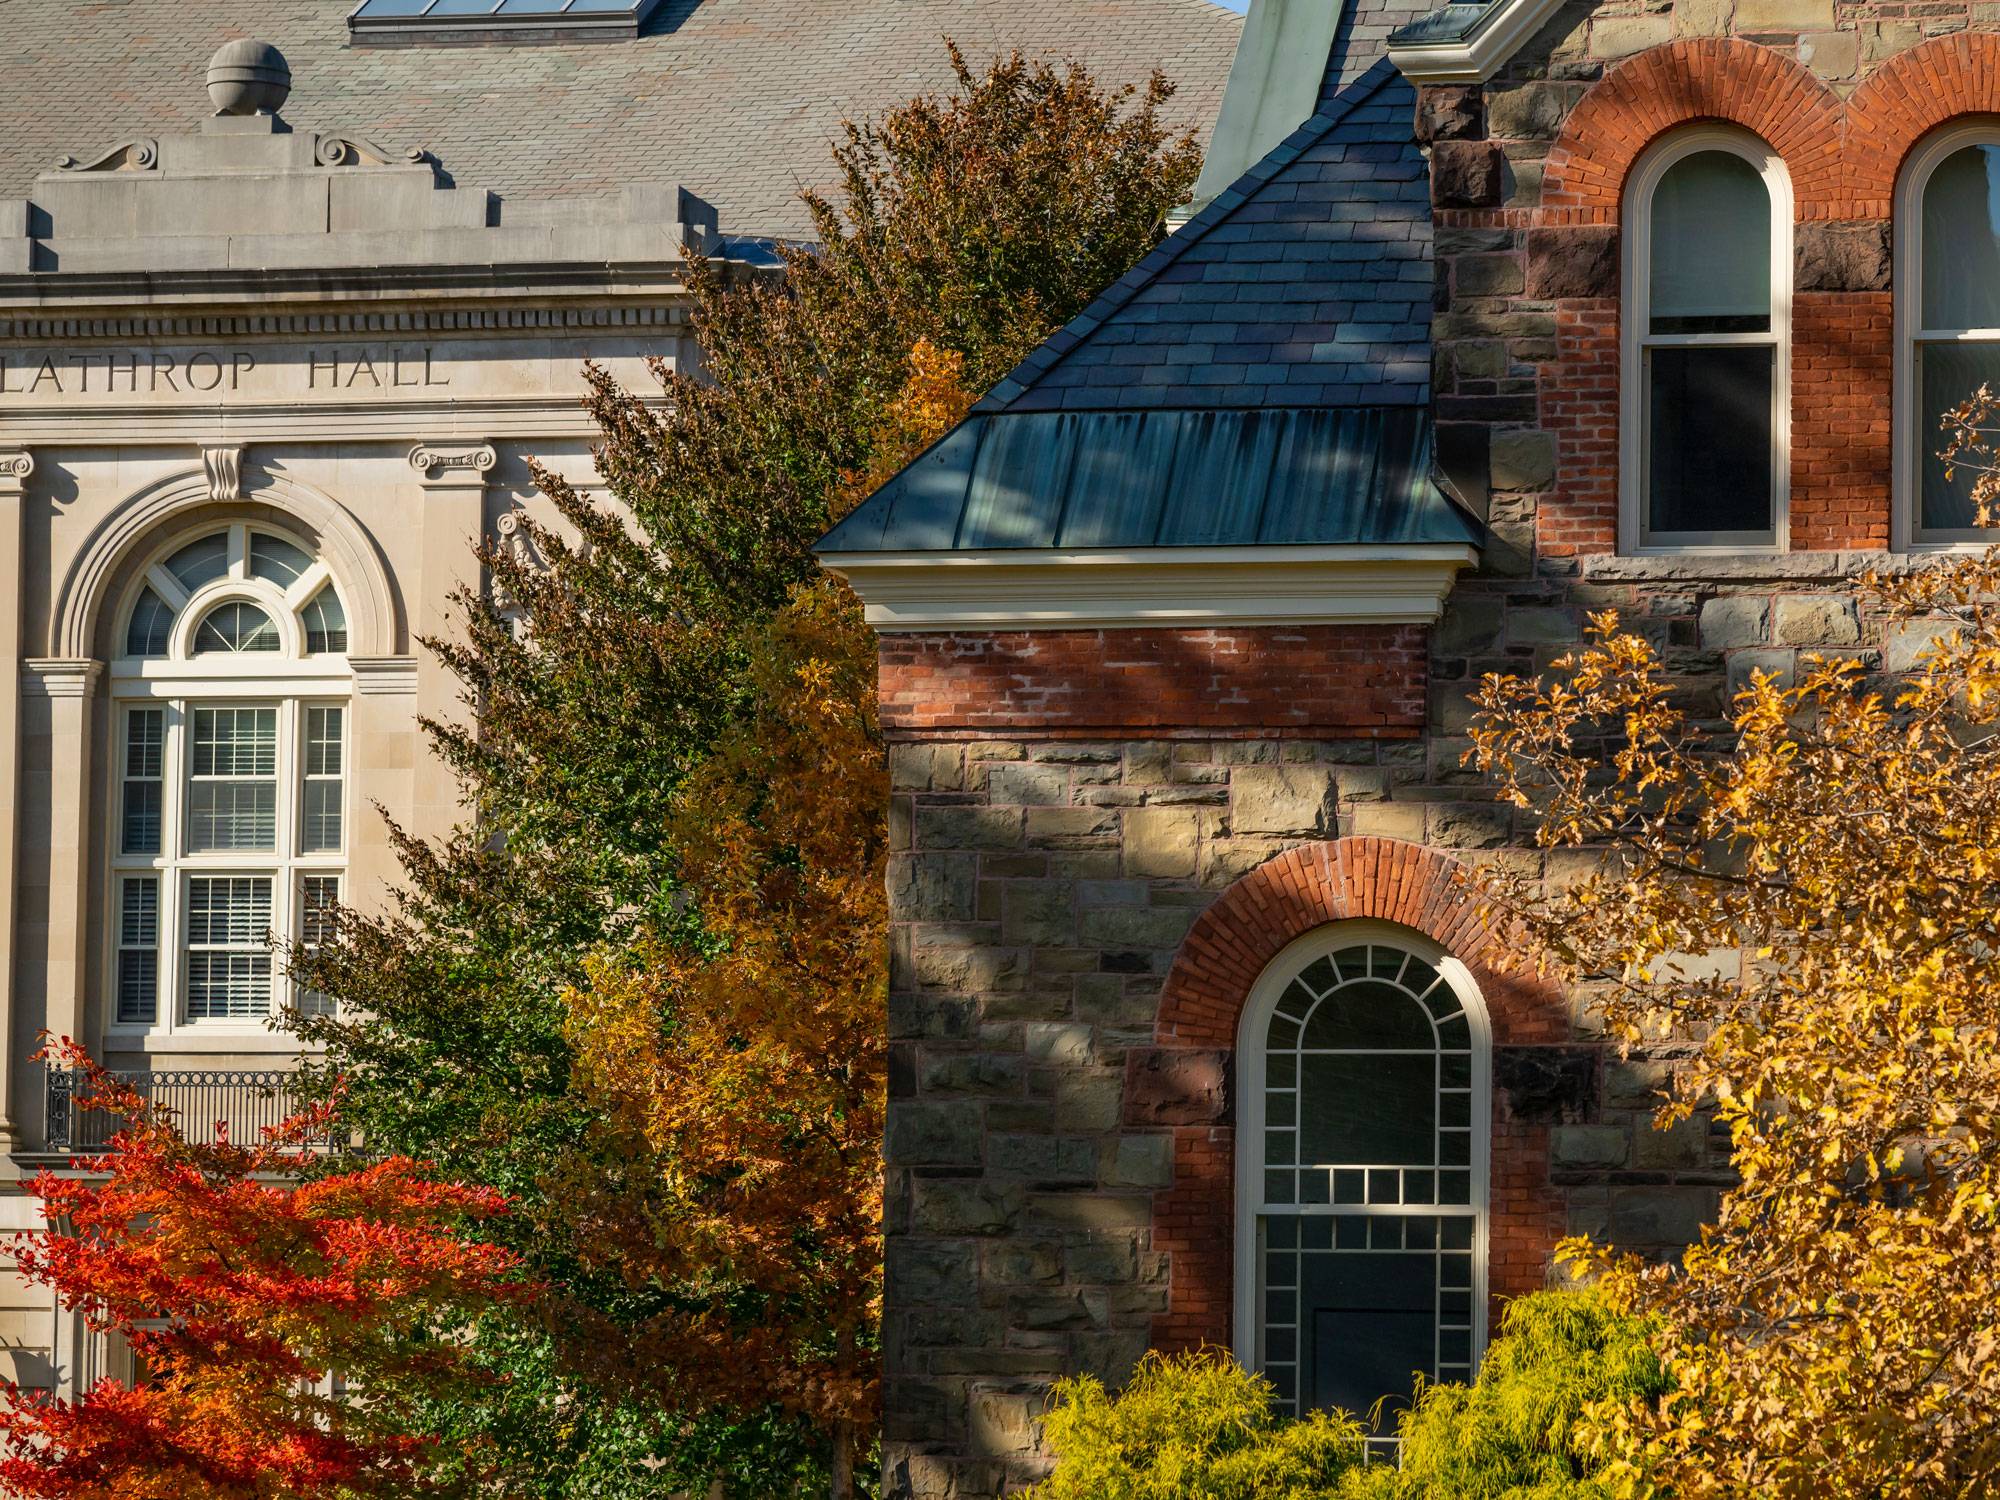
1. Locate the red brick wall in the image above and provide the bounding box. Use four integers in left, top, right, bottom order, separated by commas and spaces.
877, 625, 1428, 738
1494, 34, 2000, 556
1133, 838, 1574, 1353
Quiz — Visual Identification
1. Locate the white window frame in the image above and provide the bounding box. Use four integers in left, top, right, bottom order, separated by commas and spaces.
1620, 126, 1794, 555
1232, 919, 1493, 1419
104, 522, 350, 1053
1894, 120, 2000, 550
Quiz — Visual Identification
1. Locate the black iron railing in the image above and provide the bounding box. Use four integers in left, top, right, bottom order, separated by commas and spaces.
43, 1066, 314, 1153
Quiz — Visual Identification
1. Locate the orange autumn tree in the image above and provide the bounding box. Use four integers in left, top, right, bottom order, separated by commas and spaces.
0, 1041, 530, 1500
556, 344, 968, 1496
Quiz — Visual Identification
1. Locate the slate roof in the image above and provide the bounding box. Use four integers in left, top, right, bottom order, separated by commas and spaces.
0, 0, 1241, 240
976, 58, 1432, 415
816, 407, 1481, 553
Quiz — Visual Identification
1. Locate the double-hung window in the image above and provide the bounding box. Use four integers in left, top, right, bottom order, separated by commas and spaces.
1900, 127, 2000, 544
1235, 923, 1490, 1457
1623, 129, 1792, 551
108, 524, 350, 1037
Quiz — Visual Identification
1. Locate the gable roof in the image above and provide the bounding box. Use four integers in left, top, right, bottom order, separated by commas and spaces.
0, 0, 1241, 241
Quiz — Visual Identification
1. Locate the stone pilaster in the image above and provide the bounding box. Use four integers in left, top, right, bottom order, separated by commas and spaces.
0, 452, 31, 1154
407, 442, 494, 846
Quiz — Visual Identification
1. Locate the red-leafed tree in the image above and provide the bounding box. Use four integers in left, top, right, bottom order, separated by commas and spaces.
0, 1040, 532, 1500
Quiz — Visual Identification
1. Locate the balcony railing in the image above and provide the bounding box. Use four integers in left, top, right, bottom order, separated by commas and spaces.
43, 1066, 317, 1153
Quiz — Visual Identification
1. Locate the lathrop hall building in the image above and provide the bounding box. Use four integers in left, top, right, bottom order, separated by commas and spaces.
0, 0, 1239, 1400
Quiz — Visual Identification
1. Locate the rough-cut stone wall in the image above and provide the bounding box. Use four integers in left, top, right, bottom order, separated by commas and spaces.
883, 718, 1739, 1497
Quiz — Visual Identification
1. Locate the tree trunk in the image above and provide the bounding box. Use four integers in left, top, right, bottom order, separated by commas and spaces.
830, 1421, 855, 1500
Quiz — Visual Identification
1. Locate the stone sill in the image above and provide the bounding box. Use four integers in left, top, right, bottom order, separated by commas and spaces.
1582, 550, 1939, 584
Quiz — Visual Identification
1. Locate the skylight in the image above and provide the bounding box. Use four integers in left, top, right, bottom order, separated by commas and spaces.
348, 0, 666, 42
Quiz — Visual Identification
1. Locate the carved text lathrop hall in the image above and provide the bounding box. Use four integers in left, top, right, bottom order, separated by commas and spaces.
0, 346, 452, 397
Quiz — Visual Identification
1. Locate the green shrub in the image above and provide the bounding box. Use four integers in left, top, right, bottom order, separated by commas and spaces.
1030, 1348, 1367, 1499
1347, 1289, 1668, 1500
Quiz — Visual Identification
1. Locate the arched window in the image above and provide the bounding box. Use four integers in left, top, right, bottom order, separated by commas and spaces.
1899, 125, 2000, 545
108, 522, 349, 1035
1235, 923, 1490, 1453
1622, 129, 1792, 552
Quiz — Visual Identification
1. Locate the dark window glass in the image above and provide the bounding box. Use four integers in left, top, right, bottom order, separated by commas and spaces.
1647, 344, 1774, 537
1300, 1055, 1436, 1165
1298, 983, 1435, 1050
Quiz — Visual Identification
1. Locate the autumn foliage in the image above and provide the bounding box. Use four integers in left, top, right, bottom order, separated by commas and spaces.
0, 1041, 529, 1500
1467, 535, 2000, 1493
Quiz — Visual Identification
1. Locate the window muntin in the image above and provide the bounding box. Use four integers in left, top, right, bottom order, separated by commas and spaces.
107, 523, 350, 1034
1236, 928, 1489, 1458
1623, 131, 1791, 552
1905, 136, 2000, 542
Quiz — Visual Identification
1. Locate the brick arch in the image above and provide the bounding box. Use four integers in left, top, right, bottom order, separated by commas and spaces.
1844, 33, 2000, 217
1155, 837, 1564, 1051
1138, 838, 1570, 1353
1540, 38, 1843, 225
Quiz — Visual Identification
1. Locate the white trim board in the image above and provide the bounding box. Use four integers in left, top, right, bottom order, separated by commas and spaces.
1386, 0, 1573, 83
820, 544, 1480, 631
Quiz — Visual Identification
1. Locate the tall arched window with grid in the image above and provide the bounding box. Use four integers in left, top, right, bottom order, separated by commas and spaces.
107, 522, 349, 1039
1234, 923, 1490, 1454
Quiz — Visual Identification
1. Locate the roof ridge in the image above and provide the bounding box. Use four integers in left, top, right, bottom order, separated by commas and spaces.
972, 56, 1408, 414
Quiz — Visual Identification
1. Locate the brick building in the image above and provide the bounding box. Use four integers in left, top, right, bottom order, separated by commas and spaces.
822, 0, 2000, 1492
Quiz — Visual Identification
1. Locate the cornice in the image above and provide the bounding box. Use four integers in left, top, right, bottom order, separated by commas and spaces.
0, 300, 688, 346
821, 544, 1482, 632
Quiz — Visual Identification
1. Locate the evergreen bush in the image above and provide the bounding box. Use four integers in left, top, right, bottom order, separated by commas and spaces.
1029, 1348, 1366, 1499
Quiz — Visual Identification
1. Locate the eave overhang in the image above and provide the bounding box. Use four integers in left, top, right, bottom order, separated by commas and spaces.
821, 543, 1480, 632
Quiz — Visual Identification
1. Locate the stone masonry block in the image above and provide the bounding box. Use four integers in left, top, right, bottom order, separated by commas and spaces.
1883, 621, 1957, 674
1800, 28, 1859, 80
1610, 1188, 1717, 1247
1002, 883, 1074, 946
1426, 802, 1511, 849
913, 1180, 1026, 1236
1101, 1134, 1175, 1189
1231, 764, 1338, 836
1590, 15, 1671, 57
890, 853, 980, 923
1123, 1048, 1229, 1125
917, 805, 1025, 851
1698, 594, 1768, 649
1122, 806, 1199, 879
1346, 799, 1427, 842
887, 1101, 985, 1167
887, 1239, 980, 1304
1634, 1116, 1707, 1170
1551, 1124, 1628, 1169
985, 762, 1070, 806
1490, 430, 1557, 492
1795, 220, 1891, 292
1673, 0, 1732, 36
1431, 141, 1503, 209
1415, 84, 1483, 143
1455, 253, 1525, 298
1773, 595, 1860, 648
1526, 226, 1618, 300
1734, 0, 1833, 27
890, 742, 965, 792
1485, 82, 1574, 140
1728, 648, 1796, 698
1436, 596, 1506, 656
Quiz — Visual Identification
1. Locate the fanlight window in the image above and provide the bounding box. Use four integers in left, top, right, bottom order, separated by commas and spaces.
1243, 933, 1487, 1455
121, 527, 347, 660
108, 522, 350, 1033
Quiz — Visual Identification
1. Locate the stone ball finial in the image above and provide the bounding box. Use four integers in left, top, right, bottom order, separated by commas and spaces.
206, 39, 291, 117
